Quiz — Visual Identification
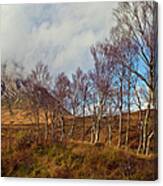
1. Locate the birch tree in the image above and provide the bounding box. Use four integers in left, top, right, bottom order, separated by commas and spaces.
89, 45, 113, 144
112, 1, 158, 153
54, 72, 70, 141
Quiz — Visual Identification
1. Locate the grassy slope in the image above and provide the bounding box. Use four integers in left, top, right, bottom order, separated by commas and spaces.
1, 142, 157, 180
1, 107, 158, 180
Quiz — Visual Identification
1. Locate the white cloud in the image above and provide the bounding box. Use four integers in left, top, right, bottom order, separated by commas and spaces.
1, 2, 117, 77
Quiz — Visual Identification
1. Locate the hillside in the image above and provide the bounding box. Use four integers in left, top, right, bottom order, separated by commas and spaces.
1, 140, 157, 180
1, 106, 157, 149
1, 105, 157, 179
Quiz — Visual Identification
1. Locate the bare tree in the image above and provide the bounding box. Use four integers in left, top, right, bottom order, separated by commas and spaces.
112, 1, 157, 153
89, 45, 113, 144
24, 62, 52, 144
134, 84, 143, 155
67, 68, 81, 138
97, 41, 127, 148
73, 68, 90, 141
54, 72, 70, 141
106, 92, 118, 145
117, 38, 138, 149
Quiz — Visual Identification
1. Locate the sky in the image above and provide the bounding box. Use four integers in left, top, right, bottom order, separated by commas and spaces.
1, 2, 117, 77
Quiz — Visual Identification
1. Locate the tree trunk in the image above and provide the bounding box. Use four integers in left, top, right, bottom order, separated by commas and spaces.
137, 110, 143, 154
69, 109, 76, 137
90, 107, 96, 144
94, 119, 100, 143
125, 108, 130, 149
145, 131, 154, 156
60, 115, 65, 142
44, 110, 48, 143
117, 111, 122, 148
107, 103, 112, 145
125, 78, 131, 149
91, 124, 95, 144
125, 112, 130, 149
117, 79, 123, 148
108, 123, 112, 145
94, 104, 103, 144
107, 107, 112, 145
51, 111, 55, 143
142, 105, 151, 154
36, 110, 40, 145
51, 122, 55, 143
82, 104, 86, 141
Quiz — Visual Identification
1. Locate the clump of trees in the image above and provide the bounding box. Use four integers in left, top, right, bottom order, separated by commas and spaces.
1, 1, 157, 156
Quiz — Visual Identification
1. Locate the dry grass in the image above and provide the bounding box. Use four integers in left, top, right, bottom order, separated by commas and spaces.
1, 141, 157, 180
1, 106, 158, 180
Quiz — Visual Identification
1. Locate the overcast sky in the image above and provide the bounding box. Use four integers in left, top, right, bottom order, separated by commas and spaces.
1, 2, 117, 77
